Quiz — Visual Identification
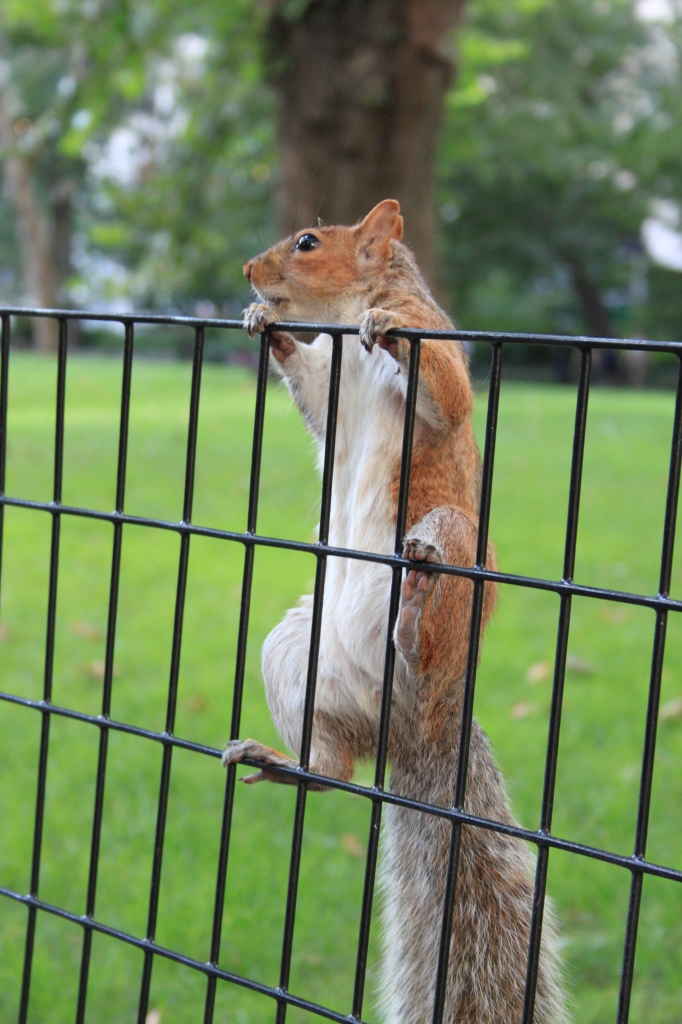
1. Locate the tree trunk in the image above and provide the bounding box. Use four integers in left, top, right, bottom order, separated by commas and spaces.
568, 261, 612, 339
50, 176, 80, 346
0, 95, 59, 351
265, 0, 464, 291
568, 259, 621, 382
51, 177, 75, 298
5, 156, 59, 351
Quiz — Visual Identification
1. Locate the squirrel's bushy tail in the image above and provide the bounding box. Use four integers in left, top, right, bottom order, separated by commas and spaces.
378, 721, 570, 1024
378, 504, 569, 1024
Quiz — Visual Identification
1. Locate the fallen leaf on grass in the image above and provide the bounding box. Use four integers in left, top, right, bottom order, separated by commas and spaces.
188, 693, 209, 712
600, 607, 630, 625
660, 696, 682, 722
71, 620, 104, 639
526, 661, 550, 684
87, 660, 118, 681
511, 702, 537, 720
299, 952, 323, 966
341, 833, 365, 858
566, 655, 596, 675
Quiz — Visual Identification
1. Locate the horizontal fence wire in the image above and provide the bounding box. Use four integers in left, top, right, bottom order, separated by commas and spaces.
0, 307, 680, 1024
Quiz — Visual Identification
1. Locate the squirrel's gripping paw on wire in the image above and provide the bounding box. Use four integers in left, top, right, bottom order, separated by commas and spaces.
243, 303, 296, 362
359, 308, 404, 359
242, 302, 281, 338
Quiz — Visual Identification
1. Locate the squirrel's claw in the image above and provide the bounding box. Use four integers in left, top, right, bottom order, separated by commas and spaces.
243, 302, 281, 338
359, 307, 402, 353
402, 538, 441, 564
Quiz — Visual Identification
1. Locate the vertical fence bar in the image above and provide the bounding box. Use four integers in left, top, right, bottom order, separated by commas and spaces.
522, 347, 592, 1023
0, 315, 10, 602
431, 340, 503, 1024
203, 332, 270, 1023
274, 332, 343, 1024
137, 326, 205, 1024
75, 321, 135, 1024
616, 352, 682, 1024
19, 317, 68, 1024
351, 336, 421, 1019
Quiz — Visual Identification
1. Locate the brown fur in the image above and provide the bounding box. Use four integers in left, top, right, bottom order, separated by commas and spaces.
226, 201, 569, 1023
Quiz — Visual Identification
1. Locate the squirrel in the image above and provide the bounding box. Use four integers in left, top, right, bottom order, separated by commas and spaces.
223, 200, 568, 1024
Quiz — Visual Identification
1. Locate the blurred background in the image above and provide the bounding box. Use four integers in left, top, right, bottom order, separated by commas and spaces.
0, 0, 681, 372
1, 4, 682, 1024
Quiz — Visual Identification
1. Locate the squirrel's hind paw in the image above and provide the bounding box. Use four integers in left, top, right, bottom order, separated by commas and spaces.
359, 308, 402, 353
243, 302, 281, 338
395, 539, 443, 668
222, 737, 298, 785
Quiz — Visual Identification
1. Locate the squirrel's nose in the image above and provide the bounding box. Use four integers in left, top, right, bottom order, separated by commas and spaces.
243, 261, 253, 282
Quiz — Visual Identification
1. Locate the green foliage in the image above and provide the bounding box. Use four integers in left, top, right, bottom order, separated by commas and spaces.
2, 0, 680, 331
439, 0, 682, 339
90, 0, 275, 310
0, 0, 165, 302
0, 355, 681, 1021
0, 0, 274, 313
644, 265, 682, 339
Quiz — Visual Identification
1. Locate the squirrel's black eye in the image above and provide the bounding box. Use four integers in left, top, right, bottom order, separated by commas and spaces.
295, 233, 320, 252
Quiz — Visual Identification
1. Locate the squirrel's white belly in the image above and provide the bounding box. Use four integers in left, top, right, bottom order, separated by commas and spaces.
262, 342, 408, 742
317, 370, 405, 716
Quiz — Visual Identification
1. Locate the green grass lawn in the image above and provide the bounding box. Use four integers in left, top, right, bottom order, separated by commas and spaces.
0, 350, 681, 1024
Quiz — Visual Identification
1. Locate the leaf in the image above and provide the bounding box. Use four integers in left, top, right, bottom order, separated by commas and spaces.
566, 655, 596, 675
659, 696, 682, 722
188, 693, 209, 712
87, 659, 118, 680
511, 701, 538, 720
526, 660, 551, 683
341, 833, 365, 858
71, 620, 104, 639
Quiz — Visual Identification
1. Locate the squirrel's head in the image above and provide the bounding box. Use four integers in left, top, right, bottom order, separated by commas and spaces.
243, 199, 404, 323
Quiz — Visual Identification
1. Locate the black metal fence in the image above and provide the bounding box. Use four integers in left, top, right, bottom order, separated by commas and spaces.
0, 307, 680, 1024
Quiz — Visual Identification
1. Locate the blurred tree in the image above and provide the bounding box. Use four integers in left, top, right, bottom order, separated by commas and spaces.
0, 1, 77, 348
93, 4, 274, 311
0, 0, 154, 347
438, 0, 682, 349
4, 0, 679, 351
265, 0, 465, 287
82, 0, 273, 314
89, 0, 466, 306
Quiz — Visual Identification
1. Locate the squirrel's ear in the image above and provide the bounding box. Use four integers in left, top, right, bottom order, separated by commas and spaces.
358, 200, 403, 252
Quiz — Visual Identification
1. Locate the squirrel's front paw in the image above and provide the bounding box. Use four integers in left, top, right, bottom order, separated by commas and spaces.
243, 302, 281, 338
359, 308, 402, 354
